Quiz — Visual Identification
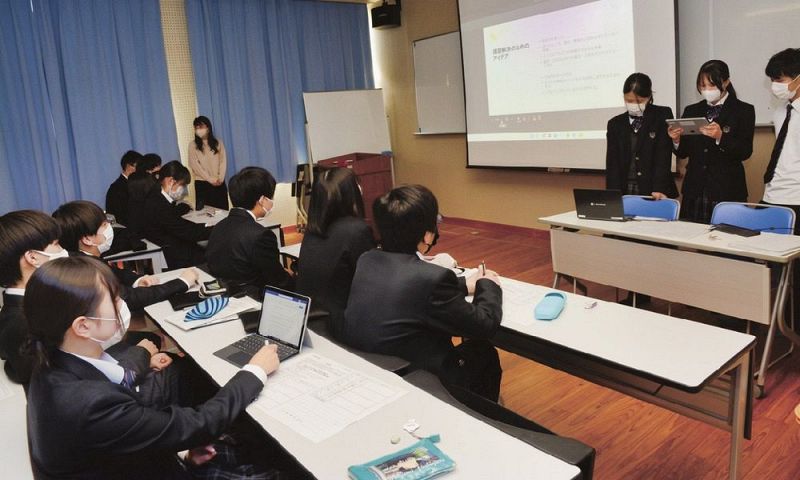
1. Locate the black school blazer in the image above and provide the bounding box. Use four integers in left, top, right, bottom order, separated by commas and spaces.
606, 104, 678, 197
675, 94, 755, 202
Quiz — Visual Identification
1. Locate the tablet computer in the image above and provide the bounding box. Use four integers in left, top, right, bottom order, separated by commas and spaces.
665, 117, 709, 135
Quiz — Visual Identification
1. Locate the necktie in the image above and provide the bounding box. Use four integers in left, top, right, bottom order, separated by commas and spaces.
706, 104, 723, 122
630, 115, 644, 132
120, 368, 137, 390
764, 104, 793, 183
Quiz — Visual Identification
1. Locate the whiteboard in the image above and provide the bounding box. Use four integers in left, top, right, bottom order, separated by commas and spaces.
413, 32, 466, 134
303, 89, 391, 162
678, 0, 799, 125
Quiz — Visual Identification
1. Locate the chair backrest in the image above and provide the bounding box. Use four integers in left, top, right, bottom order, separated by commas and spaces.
263, 223, 284, 248
710, 202, 796, 235
622, 195, 680, 221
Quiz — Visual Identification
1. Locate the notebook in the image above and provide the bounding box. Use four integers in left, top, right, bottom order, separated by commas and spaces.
213, 286, 311, 367
574, 189, 630, 221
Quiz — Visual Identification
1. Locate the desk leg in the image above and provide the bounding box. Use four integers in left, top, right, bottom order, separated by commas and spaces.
729, 353, 749, 480
777, 260, 800, 347
552, 272, 560, 289
757, 264, 791, 393
152, 252, 167, 274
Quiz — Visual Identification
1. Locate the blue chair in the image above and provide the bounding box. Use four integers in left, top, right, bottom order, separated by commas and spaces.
710, 202, 796, 393
710, 202, 795, 234
622, 195, 680, 221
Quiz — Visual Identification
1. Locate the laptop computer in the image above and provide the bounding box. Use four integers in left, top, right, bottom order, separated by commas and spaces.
573, 189, 631, 221
213, 286, 311, 368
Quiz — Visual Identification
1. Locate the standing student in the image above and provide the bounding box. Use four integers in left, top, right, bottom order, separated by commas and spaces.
206, 167, 293, 295
144, 161, 212, 269
342, 185, 504, 400
189, 116, 228, 210
0, 210, 67, 384
296, 167, 375, 338
762, 48, 800, 234
105, 150, 142, 225
606, 73, 677, 199
668, 60, 755, 223
24, 257, 280, 479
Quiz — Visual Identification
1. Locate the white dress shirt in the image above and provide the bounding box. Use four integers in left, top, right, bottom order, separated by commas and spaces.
763, 97, 800, 205
66, 351, 125, 384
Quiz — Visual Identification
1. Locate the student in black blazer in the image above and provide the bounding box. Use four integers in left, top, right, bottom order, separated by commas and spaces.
343, 185, 503, 399
0, 210, 68, 385
606, 73, 677, 199
669, 60, 756, 223
144, 161, 212, 269
296, 167, 375, 338
24, 257, 280, 479
53, 200, 200, 311
105, 150, 142, 226
206, 167, 293, 295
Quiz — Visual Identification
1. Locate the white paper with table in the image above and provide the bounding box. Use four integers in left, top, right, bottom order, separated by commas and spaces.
252, 353, 406, 442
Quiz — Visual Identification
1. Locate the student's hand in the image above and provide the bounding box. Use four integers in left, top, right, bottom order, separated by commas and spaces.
667, 125, 683, 143
136, 275, 160, 287
150, 353, 172, 371
187, 445, 217, 466
480, 269, 501, 286
650, 192, 667, 200
248, 344, 280, 376
699, 121, 722, 140
137, 339, 159, 356
179, 268, 201, 287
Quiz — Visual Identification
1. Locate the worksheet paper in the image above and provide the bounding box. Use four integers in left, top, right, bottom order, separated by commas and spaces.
252, 354, 406, 443
0, 369, 15, 402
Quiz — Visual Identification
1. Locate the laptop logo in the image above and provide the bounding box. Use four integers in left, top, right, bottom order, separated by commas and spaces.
590, 202, 607, 207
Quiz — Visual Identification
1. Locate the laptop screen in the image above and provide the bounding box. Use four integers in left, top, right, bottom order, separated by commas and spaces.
258, 287, 310, 349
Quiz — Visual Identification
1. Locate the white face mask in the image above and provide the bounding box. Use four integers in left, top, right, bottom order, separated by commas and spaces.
771, 76, 799, 101
95, 224, 114, 254
32, 247, 69, 267
701, 87, 722, 104
168, 184, 188, 202
625, 102, 647, 117
87, 300, 131, 349
195, 128, 208, 139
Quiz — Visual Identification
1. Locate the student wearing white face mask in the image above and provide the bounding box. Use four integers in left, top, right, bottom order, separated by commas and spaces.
0, 210, 69, 384
762, 48, 800, 234
144, 161, 213, 269
53, 200, 201, 312
206, 167, 294, 296
25, 257, 282, 479
606, 73, 678, 199
668, 60, 755, 223
189, 115, 229, 210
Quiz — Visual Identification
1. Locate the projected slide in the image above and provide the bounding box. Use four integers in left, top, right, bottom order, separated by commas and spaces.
459, 0, 677, 169
484, 0, 634, 116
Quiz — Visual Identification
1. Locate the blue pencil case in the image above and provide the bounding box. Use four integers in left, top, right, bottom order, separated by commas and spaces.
185, 295, 229, 321
535, 292, 566, 321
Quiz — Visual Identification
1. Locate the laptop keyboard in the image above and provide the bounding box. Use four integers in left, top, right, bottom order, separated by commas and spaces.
233, 334, 296, 360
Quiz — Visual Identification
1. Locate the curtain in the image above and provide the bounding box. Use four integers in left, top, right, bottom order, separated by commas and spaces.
0, 0, 178, 214
186, 0, 373, 183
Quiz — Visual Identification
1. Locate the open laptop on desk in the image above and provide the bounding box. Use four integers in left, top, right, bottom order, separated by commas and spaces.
574, 189, 631, 221
214, 286, 311, 367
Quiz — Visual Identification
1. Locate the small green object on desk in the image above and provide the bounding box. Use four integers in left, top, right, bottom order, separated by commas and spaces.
349, 436, 453, 480
534, 292, 566, 321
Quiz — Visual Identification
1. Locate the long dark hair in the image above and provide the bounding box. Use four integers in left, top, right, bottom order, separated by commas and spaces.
24, 257, 121, 368
623, 73, 655, 104
306, 167, 366, 237
697, 59, 737, 97
193, 116, 220, 154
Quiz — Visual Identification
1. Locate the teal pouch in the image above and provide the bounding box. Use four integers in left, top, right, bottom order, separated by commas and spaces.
534, 292, 566, 321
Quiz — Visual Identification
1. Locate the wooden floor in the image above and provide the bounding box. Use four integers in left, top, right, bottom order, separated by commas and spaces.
403, 218, 800, 480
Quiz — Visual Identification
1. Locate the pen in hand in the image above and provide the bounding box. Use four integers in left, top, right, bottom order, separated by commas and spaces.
480, 260, 486, 276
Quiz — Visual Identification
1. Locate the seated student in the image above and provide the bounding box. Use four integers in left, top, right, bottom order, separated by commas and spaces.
0, 210, 68, 384
144, 161, 212, 269
105, 150, 142, 226
24, 257, 280, 479
137, 152, 163, 176
342, 185, 503, 399
52, 200, 199, 311
126, 170, 159, 242
206, 167, 293, 295
296, 167, 375, 338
